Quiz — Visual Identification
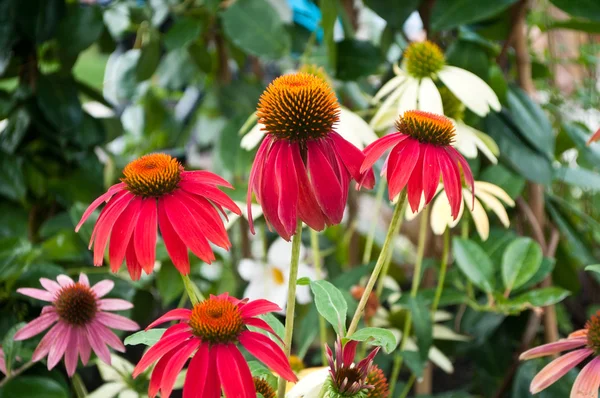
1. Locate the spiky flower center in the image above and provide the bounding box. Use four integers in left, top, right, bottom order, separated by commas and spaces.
328, 367, 370, 398
366, 365, 389, 398
257, 72, 340, 142
586, 311, 600, 355
438, 86, 465, 121
189, 297, 244, 344
122, 153, 182, 197
404, 41, 445, 79
396, 110, 455, 146
54, 283, 98, 326
253, 377, 276, 398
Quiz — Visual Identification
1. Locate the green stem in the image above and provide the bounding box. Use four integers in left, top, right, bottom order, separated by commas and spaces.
375, 198, 407, 297
389, 205, 430, 396
346, 191, 407, 337
362, 179, 387, 264
311, 229, 329, 367
431, 228, 450, 313
398, 374, 416, 398
181, 274, 204, 305
0, 361, 35, 387
277, 220, 304, 398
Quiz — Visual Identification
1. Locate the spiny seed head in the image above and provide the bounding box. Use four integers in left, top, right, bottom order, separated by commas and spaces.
438, 86, 465, 121
366, 365, 389, 398
189, 297, 244, 344
122, 153, 182, 197
328, 367, 370, 397
54, 283, 98, 326
396, 110, 455, 146
586, 311, 600, 355
404, 41, 445, 79
257, 72, 340, 142
253, 377, 276, 398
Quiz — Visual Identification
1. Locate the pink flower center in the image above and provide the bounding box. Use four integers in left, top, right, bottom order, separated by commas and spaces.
586, 311, 600, 354
189, 297, 244, 344
54, 283, 98, 326
395, 110, 455, 147
122, 153, 182, 197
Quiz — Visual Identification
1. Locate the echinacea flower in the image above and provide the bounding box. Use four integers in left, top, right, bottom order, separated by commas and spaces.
361, 110, 474, 218
76, 153, 241, 280
239, 237, 317, 309
370, 41, 501, 131
13, 274, 139, 376
406, 180, 514, 241
247, 72, 375, 240
254, 376, 277, 398
520, 311, 600, 396
133, 293, 297, 398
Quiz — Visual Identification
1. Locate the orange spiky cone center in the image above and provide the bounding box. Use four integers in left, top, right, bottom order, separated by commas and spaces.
396, 110, 455, 146
122, 153, 182, 197
189, 297, 244, 344
586, 311, 600, 355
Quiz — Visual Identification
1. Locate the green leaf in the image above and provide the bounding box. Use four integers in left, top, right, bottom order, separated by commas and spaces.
157, 48, 199, 91
41, 231, 88, 262
546, 18, 600, 33
296, 277, 311, 286
502, 237, 543, 293
408, 296, 433, 361
136, 34, 161, 81
445, 40, 490, 79
0, 107, 30, 154
164, 17, 202, 51
549, 0, 600, 22
36, 74, 83, 133
188, 42, 213, 74
56, 4, 104, 56
480, 164, 525, 199
349, 327, 398, 353
585, 264, 600, 276
310, 280, 348, 335
452, 238, 495, 293
401, 350, 426, 379
335, 40, 382, 81
124, 329, 166, 346
2, 322, 25, 374
221, 0, 290, 58
517, 257, 555, 291
157, 262, 185, 306
103, 3, 131, 38
0, 152, 25, 202
1, 376, 68, 398
320, 0, 338, 68
554, 166, 600, 191
505, 288, 570, 313
431, 0, 518, 32
364, 0, 419, 30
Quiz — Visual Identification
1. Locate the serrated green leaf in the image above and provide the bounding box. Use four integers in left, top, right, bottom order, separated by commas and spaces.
124, 329, 166, 346
349, 327, 397, 353
310, 280, 347, 335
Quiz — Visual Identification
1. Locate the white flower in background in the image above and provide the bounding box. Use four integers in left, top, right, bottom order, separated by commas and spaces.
403, 11, 426, 42
239, 237, 317, 310
286, 367, 329, 398
87, 354, 185, 398
370, 40, 501, 131
406, 181, 514, 241
224, 200, 264, 230
82, 101, 115, 118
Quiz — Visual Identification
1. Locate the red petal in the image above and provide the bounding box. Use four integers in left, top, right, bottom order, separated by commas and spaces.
108, 197, 142, 272
387, 138, 420, 200
343, 340, 359, 368
89, 190, 128, 245
329, 132, 374, 189
259, 141, 290, 239
146, 309, 192, 330
180, 170, 233, 189
149, 343, 184, 398
125, 238, 143, 280
158, 200, 190, 274
179, 180, 241, 215
134, 198, 158, 272
587, 127, 600, 145
247, 137, 273, 234
361, 133, 406, 173
406, 147, 425, 212
75, 183, 126, 232
158, 338, 200, 398
92, 192, 135, 266
306, 140, 344, 224
239, 331, 298, 382
275, 142, 299, 236
183, 343, 220, 398
438, 149, 462, 219
447, 147, 475, 208
133, 331, 194, 378
244, 317, 284, 344
176, 191, 230, 249
422, 144, 442, 205
290, 143, 327, 231
216, 344, 255, 398
240, 299, 282, 318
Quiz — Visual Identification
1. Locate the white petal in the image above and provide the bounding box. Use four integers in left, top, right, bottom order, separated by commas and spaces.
267, 238, 306, 267
430, 194, 454, 235
417, 77, 444, 114
87, 382, 125, 398
429, 346, 455, 374
240, 123, 265, 150
464, 191, 489, 241
372, 75, 405, 103
286, 367, 329, 398
433, 310, 452, 322
475, 181, 515, 206
370, 81, 406, 129
433, 325, 471, 342
244, 278, 281, 306
118, 390, 139, 398
453, 122, 479, 159
472, 129, 499, 164
238, 259, 263, 281
296, 285, 312, 304
475, 189, 511, 228
438, 66, 500, 117
338, 108, 379, 149
83, 102, 115, 118
397, 78, 419, 116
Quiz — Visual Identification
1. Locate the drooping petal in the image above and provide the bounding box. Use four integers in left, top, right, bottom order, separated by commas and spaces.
158, 200, 190, 274
95, 324, 126, 352
75, 182, 126, 232
92, 192, 135, 266
529, 348, 593, 394
216, 344, 255, 398
175, 191, 230, 249
361, 133, 406, 174
149, 343, 185, 398
85, 323, 111, 364
243, 317, 284, 344
397, 77, 419, 115
92, 280, 115, 298
125, 238, 143, 280
430, 191, 461, 235
447, 146, 474, 200
275, 142, 299, 235
464, 192, 489, 240
159, 338, 201, 398
247, 136, 273, 234
183, 343, 221, 398
290, 143, 326, 231
240, 299, 282, 318
180, 170, 233, 189
406, 146, 425, 212
239, 331, 297, 382
13, 312, 58, 340
570, 356, 600, 398
133, 198, 158, 272
422, 144, 442, 205
306, 140, 344, 224
146, 309, 192, 330
78, 327, 92, 365
179, 180, 241, 216
437, 150, 462, 218
47, 323, 71, 369
64, 331, 79, 376
96, 312, 140, 331
133, 332, 194, 377
476, 181, 514, 206
475, 188, 511, 228
438, 66, 501, 116
98, 298, 133, 311
108, 197, 143, 272
329, 132, 375, 189
387, 138, 420, 200
519, 338, 588, 360
417, 77, 444, 114
17, 288, 55, 302
31, 323, 62, 362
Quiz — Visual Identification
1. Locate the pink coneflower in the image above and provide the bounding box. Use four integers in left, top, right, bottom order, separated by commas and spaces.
520, 311, 600, 396
247, 72, 375, 240
0, 348, 5, 375
76, 153, 241, 280
133, 293, 298, 398
13, 274, 139, 376
361, 110, 474, 218
326, 338, 380, 396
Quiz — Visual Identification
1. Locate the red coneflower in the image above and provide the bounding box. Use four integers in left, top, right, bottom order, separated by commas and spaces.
361, 110, 474, 218
326, 338, 380, 396
247, 72, 375, 240
133, 293, 298, 398
76, 153, 241, 280
13, 274, 139, 376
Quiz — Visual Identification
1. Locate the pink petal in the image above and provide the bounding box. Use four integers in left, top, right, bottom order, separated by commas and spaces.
244, 317, 283, 344
133, 198, 158, 272
158, 338, 200, 398
149, 343, 185, 397
78, 327, 92, 365
47, 323, 71, 370
57, 275, 74, 287
520, 338, 588, 360
329, 132, 374, 189
570, 356, 600, 398
64, 329, 80, 376
216, 344, 255, 398
343, 340, 359, 368
181, 170, 233, 189
422, 144, 442, 205
247, 137, 273, 234
183, 343, 220, 398
96, 312, 140, 331
14, 312, 58, 340
31, 323, 62, 362
108, 196, 143, 272
361, 133, 406, 173
91, 192, 135, 266
98, 298, 133, 311
158, 201, 190, 274
133, 331, 194, 378
85, 323, 111, 364
530, 348, 593, 393
240, 299, 282, 318
78, 273, 90, 286
39, 278, 61, 294
17, 288, 54, 302
146, 309, 192, 330
275, 142, 299, 236
387, 138, 420, 200
306, 140, 344, 224
95, 323, 126, 352
75, 183, 126, 232
239, 331, 297, 382
126, 237, 144, 280
92, 280, 114, 298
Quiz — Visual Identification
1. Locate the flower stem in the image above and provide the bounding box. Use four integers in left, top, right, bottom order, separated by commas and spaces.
398, 374, 416, 398
0, 361, 35, 387
375, 198, 407, 297
311, 229, 329, 367
362, 179, 387, 264
347, 191, 407, 337
432, 228, 450, 313
277, 220, 304, 398
181, 274, 204, 305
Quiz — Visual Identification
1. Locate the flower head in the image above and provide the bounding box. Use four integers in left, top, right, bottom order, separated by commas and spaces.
520, 311, 600, 396
365, 365, 389, 398
403, 41, 445, 79
76, 153, 241, 280
254, 377, 277, 398
14, 274, 139, 376
362, 110, 474, 218
248, 73, 375, 240
133, 293, 297, 398
326, 338, 380, 397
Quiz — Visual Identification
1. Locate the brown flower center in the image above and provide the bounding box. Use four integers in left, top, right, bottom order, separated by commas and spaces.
253, 377, 276, 398
396, 110, 455, 146
586, 311, 600, 354
54, 283, 98, 326
189, 297, 244, 344
122, 153, 182, 197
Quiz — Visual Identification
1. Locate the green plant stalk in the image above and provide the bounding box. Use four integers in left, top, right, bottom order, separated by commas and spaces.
181, 274, 204, 305
389, 205, 430, 395
431, 228, 450, 313
362, 179, 387, 264
347, 191, 407, 337
375, 198, 407, 297
277, 220, 304, 398
311, 229, 329, 367
398, 374, 416, 398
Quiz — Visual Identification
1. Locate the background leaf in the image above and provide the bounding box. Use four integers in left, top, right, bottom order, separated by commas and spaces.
502, 237, 543, 293
452, 238, 496, 293
349, 327, 398, 353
